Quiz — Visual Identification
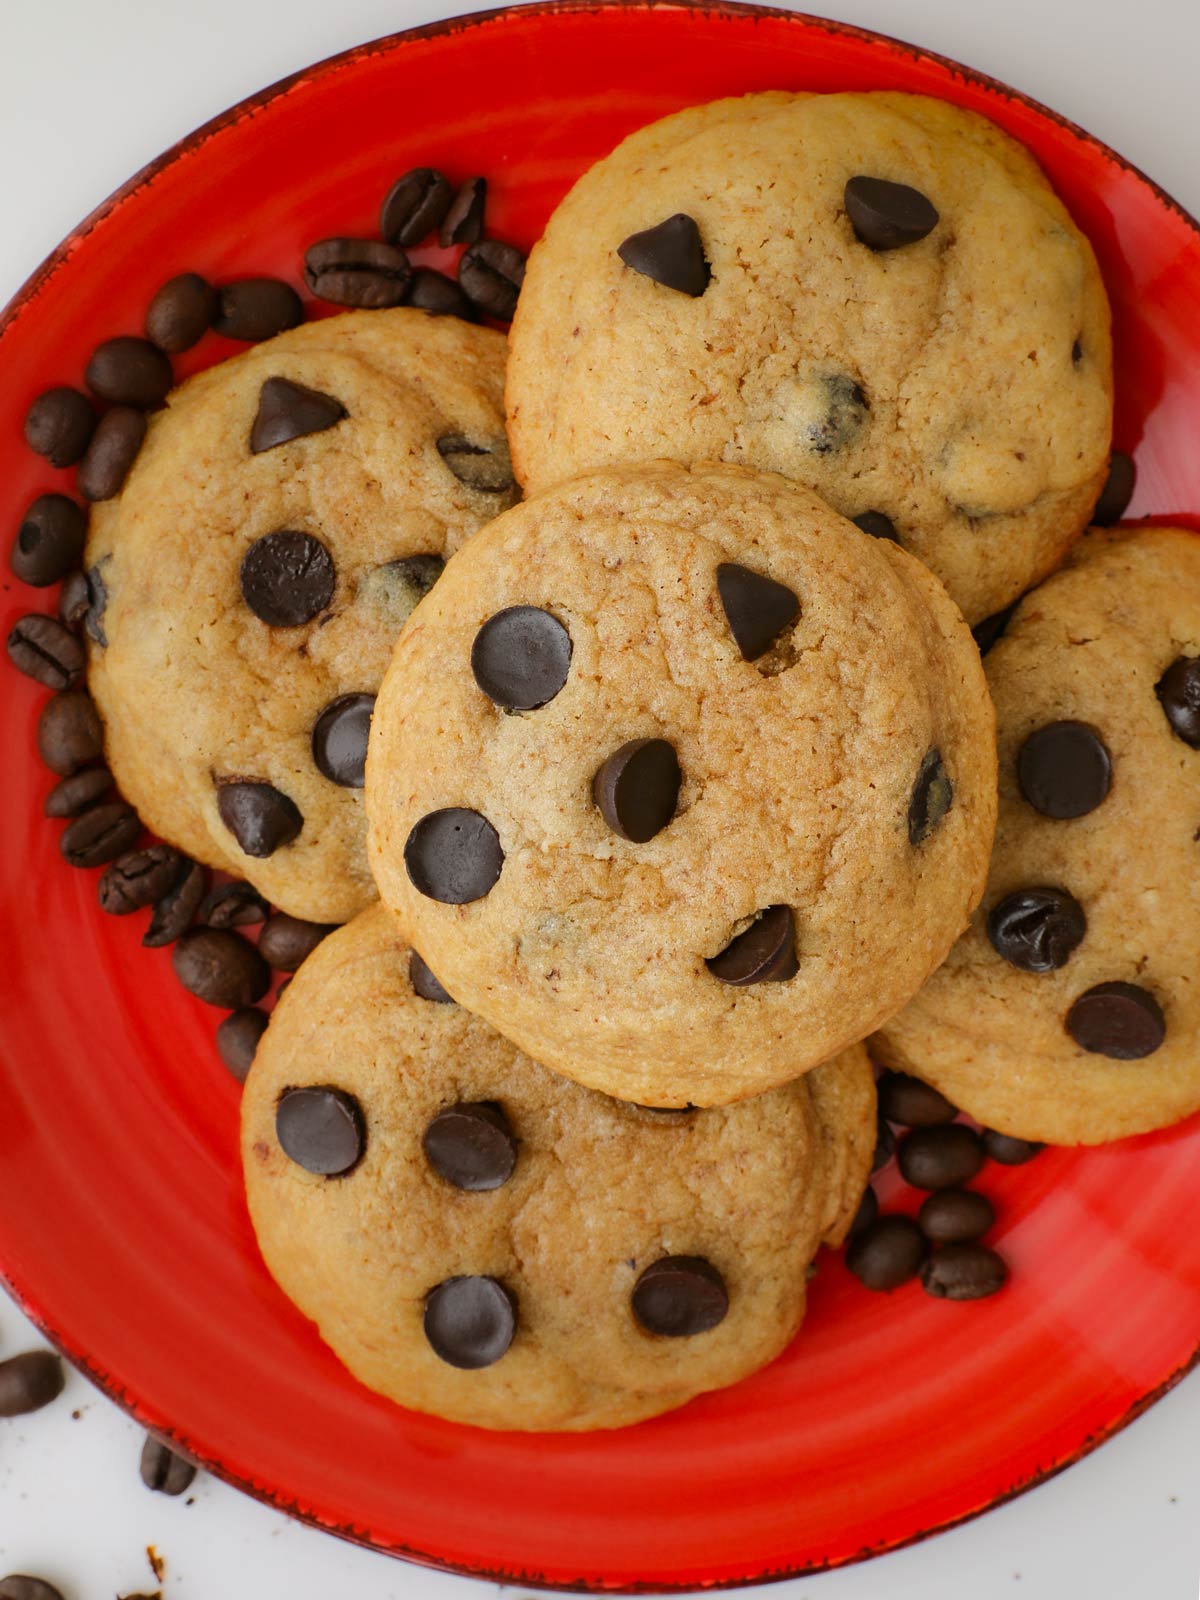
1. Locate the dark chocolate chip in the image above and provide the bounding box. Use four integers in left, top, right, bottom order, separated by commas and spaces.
1092, 451, 1136, 526
215, 1007, 269, 1083
406, 268, 477, 320
971, 598, 1020, 656
0, 1351, 64, 1417
424, 1276, 516, 1368
845, 1215, 927, 1291
876, 1070, 957, 1128
98, 845, 184, 915
6, 614, 85, 690
173, 927, 271, 1009
366, 553, 445, 612
45, 765, 113, 818
0, 1577, 66, 1600
1156, 656, 1200, 748
593, 738, 681, 842
10, 494, 87, 586
140, 1434, 197, 1495
145, 272, 219, 353
37, 690, 103, 775
436, 432, 514, 493
410, 950, 454, 1003
258, 913, 334, 971
60, 802, 139, 868
617, 213, 710, 297
715, 562, 801, 661
215, 278, 304, 342
59, 569, 90, 631
848, 1184, 878, 1238
851, 510, 899, 543
908, 747, 953, 844
312, 693, 374, 787
85, 336, 173, 409
200, 881, 270, 929
898, 1125, 985, 1191
707, 905, 798, 986
240, 531, 335, 627
982, 1129, 1044, 1165
845, 176, 939, 250
84, 564, 109, 645
276, 1085, 364, 1176
404, 808, 504, 904
471, 605, 571, 710
917, 1188, 995, 1245
458, 239, 526, 319
424, 1102, 517, 1190
216, 780, 303, 858
23, 387, 96, 467
380, 167, 454, 247
440, 177, 487, 247
987, 886, 1086, 972
1067, 981, 1165, 1059
1072, 337, 1084, 365
920, 1243, 1008, 1301
804, 374, 869, 454
632, 1256, 728, 1337
77, 406, 147, 501
872, 1116, 896, 1173
249, 376, 346, 455
303, 237, 412, 309
143, 857, 205, 948
1017, 721, 1111, 819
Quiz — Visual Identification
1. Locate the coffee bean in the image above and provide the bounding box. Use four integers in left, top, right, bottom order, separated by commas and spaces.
98, 845, 184, 915
405, 808, 504, 904
215, 278, 304, 342
6, 614, 84, 690
846, 1215, 927, 1290
173, 927, 270, 1008
1092, 451, 1136, 526
716, 562, 801, 662
86, 336, 173, 409
424, 1102, 517, 1190
200, 881, 269, 929
849, 1184, 878, 1238
908, 747, 953, 844
972, 598, 1020, 656
312, 693, 374, 787
216, 1007, 269, 1082
898, 1125, 985, 1190
23, 386, 96, 467
216, 780, 303, 858
258, 913, 334, 971
921, 1243, 1008, 1301
424, 1276, 516, 1368
276, 1085, 364, 1175
471, 605, 571, 710
876, 1070, 957, 1127
845, 176, 939, 250
0, 1351, 64, 1416
240, 530, 335, 626
77, 406, 146, 501
440, 177, 487, 247
59, 569, 90, 630
982, 1129, 1044, 1165
10, 494, 87, 586
380, 167, 453, 246
987, 887, 1086, 972
139, 1433, 197, 1495
1156, 656, 1200, 747
917, 1188, 995, 1244
60, 802, 139, 868
83, 564, 108, 645
851, 510, 899, 543
458, 239, 525, 319
249, 376, 346, 455
706, 905, 798, 986
872, 1117, 895, 1173
617, 213, 710, 297
145, 272, 218, 353
37, 690, 103, 774
143, 857, 205, 948
1067, 980, 1165, 1059
406, 268, 476, 320
1017, 721, 1111, 819
0, 1577, 66, 1600
804, 374, 869, 454
45, 765, 113, 818
632, 1256, 728, 1337
593, 738, 681, 842
303, 237, 412, 309
409, 950, 454, 1003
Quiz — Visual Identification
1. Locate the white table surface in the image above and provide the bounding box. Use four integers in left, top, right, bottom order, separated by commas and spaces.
1, 1, 1198, 1596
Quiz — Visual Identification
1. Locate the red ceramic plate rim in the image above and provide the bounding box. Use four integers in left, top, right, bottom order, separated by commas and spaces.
2, 2, 1199, 1588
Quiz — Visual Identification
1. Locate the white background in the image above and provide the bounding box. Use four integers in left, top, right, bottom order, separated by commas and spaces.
1, 2, 1199, 1597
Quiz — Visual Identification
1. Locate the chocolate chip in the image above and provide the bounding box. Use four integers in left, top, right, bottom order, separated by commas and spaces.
849, 1184, 879, 1238
258, 913, 334, 971
140, 1434, 197, 1495
77, 406, 147, 501
406, 268, 477, 320
1092, 451, 1136, 525
908, 748, 953, 844
6, 614, 85, 690
404, 808, 504, 904
1017, 721, 1111, 819
1072, 337, 1084, 365
173, 927, 270, 1009
98, 845, 184, 915
85, 336, 173, 409
632, 1256, 728, 1337
706, 905, 798, 986
360, 554, 445, 626
1067, 981, 1165, 1059
987, 887, 1086, 972
876, 1071, 957, 1127
436, 432, 514, 493
200, 881, 269, 929
846, 1215, 927, 1291
249, 376, 346, 455
215, 278, 304, 342
845, 176, 939, 250
0, 1577, 66, 1600
872, 1116, 896, 1173
716, 562, 801, 661
424, 1276, 516, 1368
37, 690, 103, 775
920, 1243, 1008, 1301
617, 213, 710, 297
312, 693, 374, 787
216, 780, 303, 858
303, 237, 412, 309
971, 598, 1020, 655
405, 952, 452, 1007
918, 1188, 995, 1245
59, 569, 90, 631
276, 1085, 364, 1175
593, 738, 682, 842
23, 387, 96, 467
458, 240, 525, 319
215, 1008, 268, 1083
471, 605, 571, 710
424, 1103, 517, 1190
10, 494, 87, 586
45, 765, 113, 818
982, 1129, 1044, 1165
240, 531, 335, 626
380, 167, 454, 247
0, 1351, 64, 1417
145, 272, 219, 353
60, 802, 139, 868
898, 1125, 985, 1190
84, 564, 109, 645
143, 857, 205, 948
851, 510, 899, 543
1156, 656, 1200, 747
804, 374, 869, 454
440, 177, 487, 247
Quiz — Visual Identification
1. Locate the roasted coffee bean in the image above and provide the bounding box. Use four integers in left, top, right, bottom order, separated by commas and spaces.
851, 510, 899, 543
140, 1433, 197, 1495
249, 376, 346, 455
908, 747, 953, 844
85, 336, 173, 409
145, 272, 219, 353
706, 905, 798, 986
406, 267, 476, 320
987, 887, 1086, 972
803, 373, 869, 454
240, 530, 335, 626
972, 599, 1020, 656
876, 1070, 957, 1128
424, 1102, 517, 1190
0, 1577, 66, 1600
458, 239, 526, 319
215, 278, 304, 342
312, 693, 374, 787
716, 562, 800, 662
1156, 656, 1200, 748
424, 1275, 516, 1368
440, 177, 487, 247
0, 1351, 64, 1416
23, 387, 96, 467
276, 1085, 365, 1176
845, 1215, 927, 1291
872, 1117, 895, 1173
59, 569, 90, 631
77, 406, 146, 501
10, 494, 87, 586
303, 237, 412, 309
37, 690, 103, 775
617, 213, 710, 297
380, 167, 453, 246
849, 1184, 878, 1238
83, 564, 108, 645
60, 802, 139, 868
200, 881, 269, 929
405, 808, 504, 904
436, 432, 514, 492
1067, 980, 1165, 1059
920, 1243, 1008, 1301
216, 1007, 269, 1083
172, 927, 271, 1008
409, 950, 454, 1003
632, 1256, 728, 1337
216, 780, 303, 857
6, 614, 84, 690
593, 738, 681, 842
898, 1124, 985, 1190
982, 1129, 1044, 1165
918, 1187, 995, 1244
258, 913, 335, 971
845, 176, 939, 250
143, 857, 205, 948
99, 845, 184, 915
1092, 451, 1136, 526
471, 605, 571, 709
45, 765, 112, 818
1018, 721, 1111, 819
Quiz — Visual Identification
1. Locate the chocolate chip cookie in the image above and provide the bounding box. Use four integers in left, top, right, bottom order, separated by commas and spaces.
874, 527, 1200, 1144
366, 461, 997, 1106
506, 91, 1113, 625
242, 905, 875, 1431
85, 309, 515, 922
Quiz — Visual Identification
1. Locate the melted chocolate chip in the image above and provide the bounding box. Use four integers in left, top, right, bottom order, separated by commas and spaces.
1156, 656, 1200, 747
908, 748, 953, 844
249, 377, 346, 455
593, 738, 682, 842
240, 531, 335, 627
424, 1276, 517, 1369
706, 905, 798, 986
216, 780, 303, 857
410, 950, 454, 1003
436, 433, 514, 493
632, 1256, 728, 1337
804, 374, 868, 454
471, 606, 572, 710
845, 176, 939, 250
1092, 452, 1136, 526
1066, 981, 1165, 1059
716, 562, 801, 662
852, 510, 899, 543
404, 808, 504, 904
276, 1085, 365, 1176
84, 564, 108, 645
987, 887, 1087, 972
312, 693, 375, 787
617, 213, 710, 297
971, 598, 1021, 655
1017, 721, 1111, 819
423, 1103, 517, 1190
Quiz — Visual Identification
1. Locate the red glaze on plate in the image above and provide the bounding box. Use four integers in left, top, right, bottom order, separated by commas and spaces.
0, 3, 1197, 1587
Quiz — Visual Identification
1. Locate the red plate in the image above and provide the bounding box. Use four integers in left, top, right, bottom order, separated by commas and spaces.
1, 2, 1198, 1588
